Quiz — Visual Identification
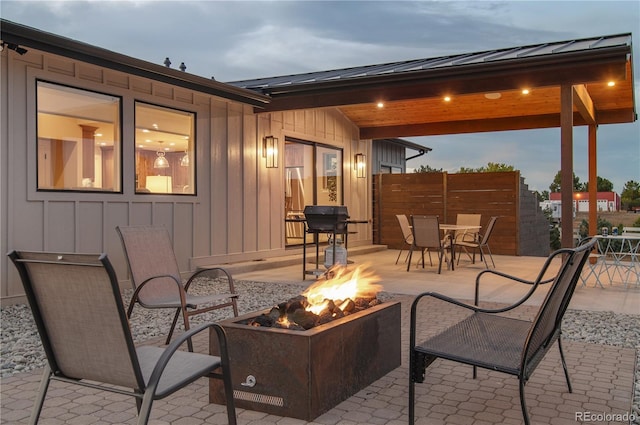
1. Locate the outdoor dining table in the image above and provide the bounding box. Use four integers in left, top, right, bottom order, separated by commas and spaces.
592, 234, 640, 287
439, 224, 482, 267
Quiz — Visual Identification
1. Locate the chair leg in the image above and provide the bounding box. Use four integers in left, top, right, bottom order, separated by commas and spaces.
395, 247, 404, 264
406, 245, 414, 272
136, 392, 154, 425
408, 378, 416, 424
166, 308, 182, 345
557, 337, 573, 392
29, 365, 52, 425
519, 378, 531, 425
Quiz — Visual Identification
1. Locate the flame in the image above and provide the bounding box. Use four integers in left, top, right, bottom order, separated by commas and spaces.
302, 264, 382, 315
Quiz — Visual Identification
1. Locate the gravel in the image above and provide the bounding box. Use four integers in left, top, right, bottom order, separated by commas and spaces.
1, 279, 638, 423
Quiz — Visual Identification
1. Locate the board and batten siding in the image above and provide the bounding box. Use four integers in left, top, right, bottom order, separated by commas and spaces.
1, 48, 370, 305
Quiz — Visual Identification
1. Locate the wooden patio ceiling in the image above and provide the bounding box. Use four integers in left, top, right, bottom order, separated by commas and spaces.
230, 34, 635, 140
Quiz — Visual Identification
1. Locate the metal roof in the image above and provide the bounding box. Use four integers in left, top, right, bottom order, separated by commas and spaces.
227, 34, 632, 91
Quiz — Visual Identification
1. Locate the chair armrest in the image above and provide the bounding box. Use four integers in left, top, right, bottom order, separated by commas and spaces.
145, 323, 230, 393
185, 267, 237, 296
133, 274, 187, 306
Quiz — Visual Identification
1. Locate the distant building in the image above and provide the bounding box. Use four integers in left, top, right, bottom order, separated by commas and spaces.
541, 192, 621, 219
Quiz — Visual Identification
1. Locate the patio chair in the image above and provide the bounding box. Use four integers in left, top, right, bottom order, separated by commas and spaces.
407, 215, 453, 273
456, 216, 498, 268
117, 225, 239, 351
7, 250, 237, 425
453, 213, 481, 261
409, 238, 597, 425
395, 214, 414, 264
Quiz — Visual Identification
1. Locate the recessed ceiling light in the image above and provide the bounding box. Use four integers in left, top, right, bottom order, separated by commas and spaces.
444, 96, 451, 102
607, 81, 615, 87
377, 102, 384, 108
522, 89, 530, 95
484, 93, 501, 100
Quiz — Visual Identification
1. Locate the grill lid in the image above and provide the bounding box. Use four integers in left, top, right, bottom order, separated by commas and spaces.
304, 205, 349, 232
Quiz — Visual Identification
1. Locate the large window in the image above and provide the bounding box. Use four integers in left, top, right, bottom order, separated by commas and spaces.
135, 103, 195, 194
37, 81, 121, 192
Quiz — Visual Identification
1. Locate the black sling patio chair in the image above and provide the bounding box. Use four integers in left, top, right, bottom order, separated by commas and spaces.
8, 250, 237, 425
408, 238, 596, 425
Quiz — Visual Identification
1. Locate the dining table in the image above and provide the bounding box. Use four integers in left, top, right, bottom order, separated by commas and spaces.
439, 224, 482, 268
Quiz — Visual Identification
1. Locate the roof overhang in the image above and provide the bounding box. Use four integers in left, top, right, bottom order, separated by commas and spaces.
230, 34, 636, 139
0, 19, 271, 108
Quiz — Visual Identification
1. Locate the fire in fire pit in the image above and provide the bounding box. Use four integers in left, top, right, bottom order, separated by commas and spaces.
245, 264, 382, 330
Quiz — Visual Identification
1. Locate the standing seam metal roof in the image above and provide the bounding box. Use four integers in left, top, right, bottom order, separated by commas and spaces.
227, 34, 632, 90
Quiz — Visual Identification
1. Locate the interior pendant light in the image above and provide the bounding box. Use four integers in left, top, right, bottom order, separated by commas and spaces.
154, 151, 169, 169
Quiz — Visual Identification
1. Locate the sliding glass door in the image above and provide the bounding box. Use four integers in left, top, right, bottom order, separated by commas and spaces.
284, 139, 342, 246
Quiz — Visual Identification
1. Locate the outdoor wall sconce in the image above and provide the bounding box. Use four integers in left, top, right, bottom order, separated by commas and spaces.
153, 151, 170, 168
263, 135, 279, 168
354, 153, 366, 178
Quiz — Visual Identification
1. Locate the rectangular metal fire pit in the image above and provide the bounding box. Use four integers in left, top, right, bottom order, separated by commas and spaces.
209, 300, 401, 421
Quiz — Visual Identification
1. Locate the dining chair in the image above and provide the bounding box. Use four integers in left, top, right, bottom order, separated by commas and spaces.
7, 250, 237, 425
117, 225, 239, 352
454, 213, 481, 261
456, 216, 498, 268
407, 215, 452, 274
395, 214, 414, 264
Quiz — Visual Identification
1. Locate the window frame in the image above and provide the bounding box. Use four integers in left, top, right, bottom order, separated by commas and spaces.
35, 79, 124, 194
133, 101, 197, 196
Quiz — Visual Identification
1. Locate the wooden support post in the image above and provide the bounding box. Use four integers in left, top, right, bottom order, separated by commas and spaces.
560, 85, 574, 248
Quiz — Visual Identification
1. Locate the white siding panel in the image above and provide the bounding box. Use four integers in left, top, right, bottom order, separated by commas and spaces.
2, 47, 370, 304
77, 202, 104, 252
46, 201, 76, 252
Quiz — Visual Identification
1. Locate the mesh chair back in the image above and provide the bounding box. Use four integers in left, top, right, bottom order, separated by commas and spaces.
9, 251, 144, 390
455, 214, 481, 241
411, 215, 442, 249
524, 239, 595, 370
117, 226, 183, 305
480, 216, 498, 245
396, 214, 414, 243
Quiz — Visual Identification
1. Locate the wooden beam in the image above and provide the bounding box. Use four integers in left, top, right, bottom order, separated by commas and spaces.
560, 84, 574, 249
572, 84, 596, 125
588, 125, 598, 236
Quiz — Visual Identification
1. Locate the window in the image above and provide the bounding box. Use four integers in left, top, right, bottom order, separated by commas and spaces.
37, 81, 121, 192
135, 103, 195, 194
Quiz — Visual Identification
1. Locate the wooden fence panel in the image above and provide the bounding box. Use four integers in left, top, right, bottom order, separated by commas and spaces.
374, 172, 523, 255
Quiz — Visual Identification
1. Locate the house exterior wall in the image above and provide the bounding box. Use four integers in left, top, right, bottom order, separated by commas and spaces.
371, 139, 406, 174
1, 48, 370, 305
546, 192, 621, 214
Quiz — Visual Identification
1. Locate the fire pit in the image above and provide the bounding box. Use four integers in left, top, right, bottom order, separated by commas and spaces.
209, 266, 401, 421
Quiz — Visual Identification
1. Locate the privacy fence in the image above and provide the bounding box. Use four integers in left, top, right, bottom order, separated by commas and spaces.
372, 171, 549, 257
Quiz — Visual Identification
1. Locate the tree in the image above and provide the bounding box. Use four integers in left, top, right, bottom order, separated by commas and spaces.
549, 171, 584, 192
457, 162, 515, 173
584, 176, 614, 192
534, 190, 549, 202
621, 180, 640, 210
413, 164, 443, 173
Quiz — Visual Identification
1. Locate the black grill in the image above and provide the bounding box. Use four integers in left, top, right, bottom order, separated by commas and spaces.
303, 205, 349, 233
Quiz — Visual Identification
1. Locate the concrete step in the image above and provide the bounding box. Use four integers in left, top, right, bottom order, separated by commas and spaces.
198, 244, 388, 275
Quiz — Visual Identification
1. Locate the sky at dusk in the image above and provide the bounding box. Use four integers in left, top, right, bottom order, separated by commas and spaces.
2, 0, 638, 193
